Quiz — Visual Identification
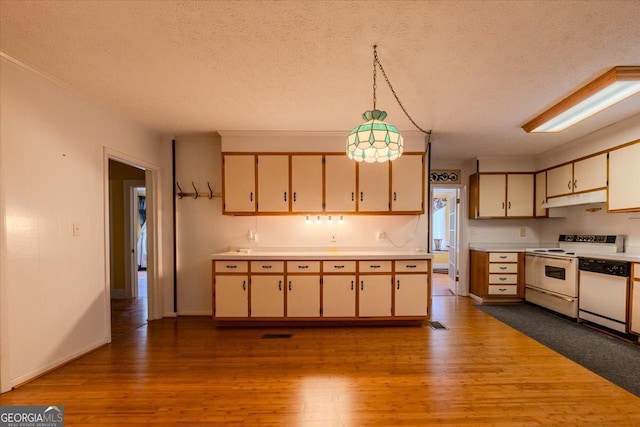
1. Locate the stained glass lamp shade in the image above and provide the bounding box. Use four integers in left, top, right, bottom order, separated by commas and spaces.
346, 109, 403, 163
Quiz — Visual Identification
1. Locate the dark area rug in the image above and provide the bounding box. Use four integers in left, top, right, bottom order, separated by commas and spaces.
477, 303, 640, 397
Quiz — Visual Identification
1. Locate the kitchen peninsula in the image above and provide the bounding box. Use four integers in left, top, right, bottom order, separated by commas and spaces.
211, 249, 432, 326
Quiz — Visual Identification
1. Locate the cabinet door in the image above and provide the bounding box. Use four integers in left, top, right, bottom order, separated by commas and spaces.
250, 275, 284, 317
358, 162, 390, 212
215, 275, 248, 317
573, 153, 607, 193
291, 155, 323, 212
478, 174, 506, 217
506, 174, 534, 217
632, 279, 640, 335
287, 275, 320, 317
223, 155, 256, 213
394, 274, 429, 316
391, 154, 424, 212
535, 171, 547, 217
608, 142, 640, 211
322, 275, 356, 317
358, 275, 392, 317
324, 155, 356, 212
546, 163, 573, 198
257, 155, 289, 213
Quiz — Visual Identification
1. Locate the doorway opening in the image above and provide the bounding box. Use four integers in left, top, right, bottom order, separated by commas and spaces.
431, 187, 460, 296
108, 160, 148, 337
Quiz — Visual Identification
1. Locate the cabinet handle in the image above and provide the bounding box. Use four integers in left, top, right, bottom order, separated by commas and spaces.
499, 266, 507, 270
351, 280, 354, 291
242, 280, 246, 291
226, 265, 237, 269
360, 192, 364, 202
284, 192, 287, 202
573, 179, 577, 189
508, 201, 511, 209
334, 265, 345, 269
293, 192, 297, 202
288, 281, 292, 291
298, 265, 309, 269
501, 202, 505, 210
250, 192, 253, 202
406, 264, 417, 268
393, 192, 397, 201
397, 279, 400, 290
499, 255, 507, 259
278, 280, 282, 291
351, 192, 355, 201
567, 181, 571, 190
261, 265, 272, 269
360, 280, 364, 291
499, 277, 507, 281
370, 265, 381, 269
499, 288, 507, 292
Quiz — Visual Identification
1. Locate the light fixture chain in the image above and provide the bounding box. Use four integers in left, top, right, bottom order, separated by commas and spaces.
373, 47, 431, 135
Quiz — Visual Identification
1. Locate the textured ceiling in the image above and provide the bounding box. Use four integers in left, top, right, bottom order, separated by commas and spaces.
2, 0, 640, 161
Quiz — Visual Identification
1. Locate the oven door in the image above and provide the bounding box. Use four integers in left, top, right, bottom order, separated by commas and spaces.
538, 255, 578, 297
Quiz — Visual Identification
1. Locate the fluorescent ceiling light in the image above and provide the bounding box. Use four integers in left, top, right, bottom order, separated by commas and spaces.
522, 66, 640, 133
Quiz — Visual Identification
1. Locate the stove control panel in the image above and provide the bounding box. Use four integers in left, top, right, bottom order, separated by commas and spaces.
560, 235, 621, 244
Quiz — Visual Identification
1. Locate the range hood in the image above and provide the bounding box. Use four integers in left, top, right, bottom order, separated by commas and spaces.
545, 189, 607, 208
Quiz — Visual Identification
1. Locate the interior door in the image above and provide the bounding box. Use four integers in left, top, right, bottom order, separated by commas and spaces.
448, 189, 459, 295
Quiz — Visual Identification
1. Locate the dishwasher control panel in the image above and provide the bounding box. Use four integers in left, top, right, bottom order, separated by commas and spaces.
579, 258, 630, 277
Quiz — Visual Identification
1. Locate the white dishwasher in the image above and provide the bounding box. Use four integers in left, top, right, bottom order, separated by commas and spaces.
578, 258, 631, 333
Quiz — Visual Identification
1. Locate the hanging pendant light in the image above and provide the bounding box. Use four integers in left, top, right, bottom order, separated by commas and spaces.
347, 46, 404, 163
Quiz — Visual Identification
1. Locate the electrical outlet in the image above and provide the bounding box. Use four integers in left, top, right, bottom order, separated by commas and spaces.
376, 231, 387, 241
330, 234, 337, 243
519, 228, 526, 237
73, 223, 80, 236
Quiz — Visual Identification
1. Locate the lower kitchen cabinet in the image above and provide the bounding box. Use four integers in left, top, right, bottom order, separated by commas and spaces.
631, 263, 640, 336
214, 275, 249, 318
250, 275, 284, 317
469, 250, 524, 303
211, 255, 431, 325
287, 275, 321, 317
359, 275, 392, 317
322, 275, 356, 317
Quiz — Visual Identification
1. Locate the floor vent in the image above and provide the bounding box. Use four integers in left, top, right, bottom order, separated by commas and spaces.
261, 333, 293, 339
428, 321, 448, 330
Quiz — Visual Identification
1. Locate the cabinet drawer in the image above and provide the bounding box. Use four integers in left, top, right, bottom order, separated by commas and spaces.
251, 261, 284, 273
323, 261, 356, 273
395, 260, 430, 273
489, 252, 518, 263
488, 285, 518, 295
287, 261, 321, 273
215, 261, 248, 273
488, 274, 518, 284
489, 263, 518, 274
359, 260, 392, 273
634, 263, 640, 280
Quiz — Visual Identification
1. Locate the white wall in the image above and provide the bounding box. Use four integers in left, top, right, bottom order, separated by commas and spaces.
0, 56, 161, 391
174, 133, 430, 315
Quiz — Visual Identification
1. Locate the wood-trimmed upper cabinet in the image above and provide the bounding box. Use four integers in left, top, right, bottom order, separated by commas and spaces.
391, 153, 424, 213
223, 154, 256, 214
358, 162, 390, 212
546, 154, 607, 198
534, 171, 547, 217
291, 155, 323, 212
257, 155, 289, 213
324, 154, 356, 212
469, 173, 534, 219
608, 141, 640, 212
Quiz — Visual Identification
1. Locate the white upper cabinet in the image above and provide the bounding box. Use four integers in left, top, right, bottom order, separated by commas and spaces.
535, 171, 547, 217
291, 155, 323, 212
358, 162, 390, 212
257, 155, 289, 213
573, 153, 607, 193
609, 142, 640, 212
223, 154, 256, 213
546, 163, 573, 198
391, 154, 424, 212
546, 153, 607, 198
324, 155, 356, 212
470, 173, 534, 219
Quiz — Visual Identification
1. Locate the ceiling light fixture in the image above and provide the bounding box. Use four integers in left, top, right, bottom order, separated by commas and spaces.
347, 45, 432, 162
522, 66, 640, 133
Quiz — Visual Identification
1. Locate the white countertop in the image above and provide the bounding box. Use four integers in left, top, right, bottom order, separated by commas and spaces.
211, 249, 432, 260
575, 252, 640, 263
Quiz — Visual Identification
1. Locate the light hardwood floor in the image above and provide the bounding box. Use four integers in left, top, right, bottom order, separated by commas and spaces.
1, 295, 639, 425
